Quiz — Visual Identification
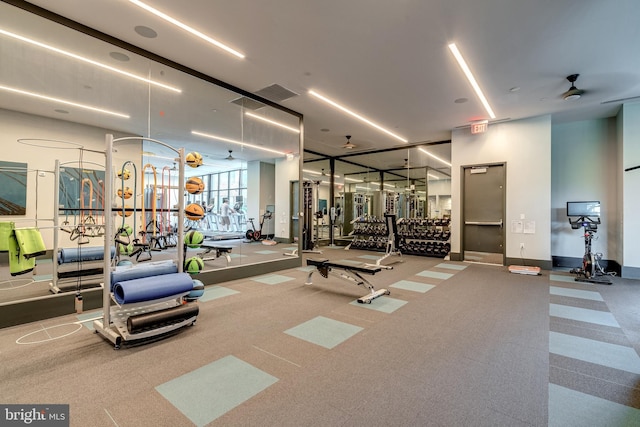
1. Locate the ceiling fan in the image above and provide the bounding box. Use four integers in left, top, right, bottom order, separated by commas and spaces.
342, 135, 356, 149
562, 74, 585, 100
226, 150, 235, 160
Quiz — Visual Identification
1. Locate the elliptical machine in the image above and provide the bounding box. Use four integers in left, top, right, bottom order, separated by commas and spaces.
245, 211, 272, 241
568, 215, 613, 284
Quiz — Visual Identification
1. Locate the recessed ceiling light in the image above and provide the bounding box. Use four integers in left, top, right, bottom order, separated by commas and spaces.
134, 25, 158, 38
454, 98, 468, 104
109, 51, 130, 62
308, 90, 408, 143
509, 86, 521, 92
448, 43, 496, 119
320, 128, 330, 132
128, 0, 245, 59
54, 109, 69, 114
0, 85, 129, 118
0, 28, 181, 92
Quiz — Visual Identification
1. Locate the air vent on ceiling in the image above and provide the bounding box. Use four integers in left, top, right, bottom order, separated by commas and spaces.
253, 84, 299, 103
230, 96, 266, 110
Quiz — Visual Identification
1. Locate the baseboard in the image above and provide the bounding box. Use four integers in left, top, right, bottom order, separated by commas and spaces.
552, 256, 621, 277
506, 258, 552, 270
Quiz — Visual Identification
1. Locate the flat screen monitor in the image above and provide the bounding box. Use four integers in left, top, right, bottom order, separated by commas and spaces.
566, 201, 600, 217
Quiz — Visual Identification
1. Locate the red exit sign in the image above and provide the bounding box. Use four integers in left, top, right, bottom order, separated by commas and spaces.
470, 120, 488, 134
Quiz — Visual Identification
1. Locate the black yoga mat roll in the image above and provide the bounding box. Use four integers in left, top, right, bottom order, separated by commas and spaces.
126, 303, 199, 334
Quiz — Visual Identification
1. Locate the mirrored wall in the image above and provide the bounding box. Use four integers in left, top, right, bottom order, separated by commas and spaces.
0, 1, 302, 314
302, 145, 451, 252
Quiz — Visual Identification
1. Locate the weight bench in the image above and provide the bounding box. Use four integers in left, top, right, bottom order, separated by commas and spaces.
197, 243, 232, 265
305, 258, 390, 304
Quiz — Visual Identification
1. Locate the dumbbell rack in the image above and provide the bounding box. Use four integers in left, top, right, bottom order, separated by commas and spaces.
346, 216, 388, 251
397, 218, 451, 258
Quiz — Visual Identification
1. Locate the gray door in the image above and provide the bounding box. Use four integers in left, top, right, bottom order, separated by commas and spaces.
463, 164, 505, 265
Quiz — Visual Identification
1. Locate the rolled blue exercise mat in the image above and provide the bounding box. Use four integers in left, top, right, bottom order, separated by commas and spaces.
110, 261, 177, 290
112, 272, 193, 305
58, 246, 116, 264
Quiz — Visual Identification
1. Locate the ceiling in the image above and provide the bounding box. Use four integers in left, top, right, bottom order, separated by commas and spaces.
4, 0, 640, 180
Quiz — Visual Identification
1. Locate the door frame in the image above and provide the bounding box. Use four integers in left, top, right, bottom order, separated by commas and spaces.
460, 162, 507, 265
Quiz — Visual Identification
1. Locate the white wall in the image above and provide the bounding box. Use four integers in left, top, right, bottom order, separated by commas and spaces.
621, 102, 640, 275
451, 115, 552, 262
0, 109, 139, 249
551, 118, 618, 260
274, 156, 298, 239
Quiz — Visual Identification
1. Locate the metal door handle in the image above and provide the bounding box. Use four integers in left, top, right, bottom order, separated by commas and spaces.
465, 219, 503, 227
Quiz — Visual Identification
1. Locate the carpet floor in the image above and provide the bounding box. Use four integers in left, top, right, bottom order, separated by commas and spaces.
0, 248, 639, 426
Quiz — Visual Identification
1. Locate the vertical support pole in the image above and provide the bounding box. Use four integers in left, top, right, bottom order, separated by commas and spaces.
329, 157, 335, 246
52, 160, 60, 290
177, 148, 185, 272
103, 134, 113, 326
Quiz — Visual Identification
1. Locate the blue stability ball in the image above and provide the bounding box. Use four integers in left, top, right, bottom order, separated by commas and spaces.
186, 279, 205, 301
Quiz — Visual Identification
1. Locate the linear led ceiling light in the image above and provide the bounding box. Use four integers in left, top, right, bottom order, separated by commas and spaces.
344, 177, 363, 183
245, 112, 300, 133
191, 130, 288, 156
0, 29, 180, 93
418, 147, 452, 167
308, 90, 408, 143
128, 0, 245, 59
0, 85, 129, 118
448, 43, 496, 119
302, 169, 341, 178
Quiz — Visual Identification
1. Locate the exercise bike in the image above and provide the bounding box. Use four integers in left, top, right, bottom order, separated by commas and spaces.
569, 216, 613, 284
245, 211, 272, 241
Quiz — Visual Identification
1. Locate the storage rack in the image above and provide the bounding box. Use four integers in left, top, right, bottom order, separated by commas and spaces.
346, 216, 388, 251
397, 217, 451, 258
93, 134, 190, 349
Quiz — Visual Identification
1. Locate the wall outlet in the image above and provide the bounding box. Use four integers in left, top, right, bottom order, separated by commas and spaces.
520, 243, 525, 249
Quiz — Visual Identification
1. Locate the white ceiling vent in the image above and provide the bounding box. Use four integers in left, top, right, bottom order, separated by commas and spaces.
253, 84, 299, 103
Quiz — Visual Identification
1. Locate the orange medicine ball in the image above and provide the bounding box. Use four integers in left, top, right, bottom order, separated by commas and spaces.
117, 187, 133, 199
185, 177, 205, 195
185, 203, 205, 220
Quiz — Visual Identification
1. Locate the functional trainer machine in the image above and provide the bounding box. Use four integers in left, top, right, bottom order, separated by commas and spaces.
305, 258, 390, 303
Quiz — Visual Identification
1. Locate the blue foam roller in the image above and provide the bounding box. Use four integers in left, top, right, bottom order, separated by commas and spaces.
186, 279, 205, 301
113, 272, 194, 305
110, 262, 178, 290
58, 246, 116, 264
